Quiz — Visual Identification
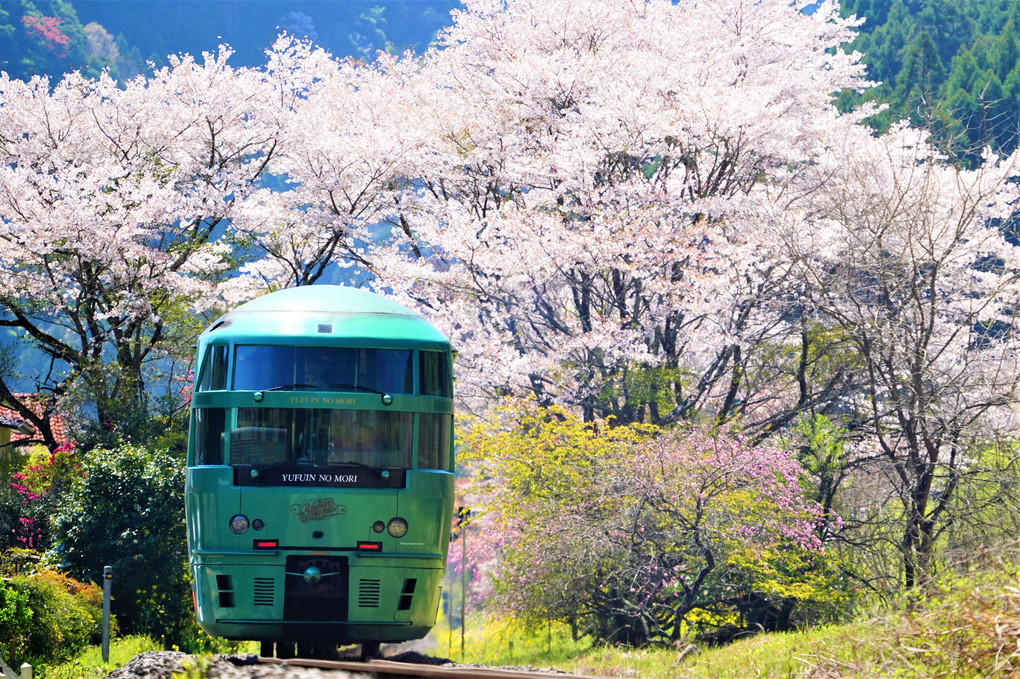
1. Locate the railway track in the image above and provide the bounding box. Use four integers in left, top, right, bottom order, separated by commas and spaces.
106, 649, 599, 679
256, 656, 589, 679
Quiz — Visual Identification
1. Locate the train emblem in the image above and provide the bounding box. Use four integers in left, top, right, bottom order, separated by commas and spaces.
290, 498, 346, 522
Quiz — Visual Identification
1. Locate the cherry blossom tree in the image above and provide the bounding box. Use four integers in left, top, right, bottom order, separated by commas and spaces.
777, 123, 1020, 587
360, 0, 873, 425
0, 1, 882, 442
226, 37, 421, 294
0, 49, 280, 442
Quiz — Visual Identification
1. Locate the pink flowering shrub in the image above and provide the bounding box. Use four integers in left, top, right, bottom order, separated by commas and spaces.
10, 443, 77, 496
459, 402, 845, 646
6, 443, 78, 549
21, 15, 70, 59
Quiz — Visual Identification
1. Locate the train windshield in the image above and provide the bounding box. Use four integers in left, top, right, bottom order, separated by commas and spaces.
228, 407, 413, 468
231, 346, 413, 394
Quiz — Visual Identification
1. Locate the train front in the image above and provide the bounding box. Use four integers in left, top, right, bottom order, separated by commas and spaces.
184, 286, 455, 654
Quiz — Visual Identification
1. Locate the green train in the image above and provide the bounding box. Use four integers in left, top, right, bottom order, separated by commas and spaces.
185, 286, 455, 659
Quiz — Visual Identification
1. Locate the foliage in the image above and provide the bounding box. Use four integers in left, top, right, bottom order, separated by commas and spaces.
21, 15, 69, 58
0, 0, 1019, 651
69, 380, 192, 457
790, 415, 852, 533
941, 439, 1020, 552
10, 444, 78, 497
459, 402, 841, 646
0, 45, 274, 445
0, 547, 39, 575
14, 570, 98, 665
778, 120, 1020, 588
0, 577, 31, 667
362, 0, 873, 428
0, 566, 102, 669
673, 548, 1020, 678
0, 489, 31, 551
434, 546, 1020, 678
46, 444, 194, 649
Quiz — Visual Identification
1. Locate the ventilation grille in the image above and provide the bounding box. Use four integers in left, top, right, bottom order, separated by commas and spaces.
358, 579, 381, 608
253, 578, 275, 606
216, 574, 235, 608
397, 578, 416, 611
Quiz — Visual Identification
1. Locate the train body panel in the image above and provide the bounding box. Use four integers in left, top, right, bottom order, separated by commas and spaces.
185, 286, 455, 650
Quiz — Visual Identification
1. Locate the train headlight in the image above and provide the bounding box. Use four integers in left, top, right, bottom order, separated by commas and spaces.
372, 521, 385, 533
387, 517, 408, 538
229, 514, 250, 535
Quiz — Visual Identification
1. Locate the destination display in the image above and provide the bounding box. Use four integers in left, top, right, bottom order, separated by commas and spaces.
233, 464, 405, 489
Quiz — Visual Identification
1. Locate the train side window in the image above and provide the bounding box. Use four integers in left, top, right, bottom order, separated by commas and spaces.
197, 345, 228, 391
419, 351, 452, 397
193, 408, 226, 465
418, 413, 452, 470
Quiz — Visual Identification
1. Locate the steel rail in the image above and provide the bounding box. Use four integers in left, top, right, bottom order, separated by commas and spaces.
256, 657, 594, 679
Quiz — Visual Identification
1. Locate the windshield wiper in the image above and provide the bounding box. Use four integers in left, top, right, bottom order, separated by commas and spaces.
329, 460, 388, 473
263, 383, 318, 391
236, 461, 292, 475
328, 383, 384, 394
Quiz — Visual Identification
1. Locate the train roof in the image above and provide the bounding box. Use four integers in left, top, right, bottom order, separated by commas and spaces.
200, 286, 451, 347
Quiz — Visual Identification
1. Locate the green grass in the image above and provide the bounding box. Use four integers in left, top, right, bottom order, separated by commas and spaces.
431, 616, 593, 667
36, 636, 163, 679
434, 559, 1020, 678
36, 635, 260, 679
433, 615, 1015, 678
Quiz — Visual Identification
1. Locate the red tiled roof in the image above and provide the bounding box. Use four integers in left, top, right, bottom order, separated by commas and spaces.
0, 394, 72, 449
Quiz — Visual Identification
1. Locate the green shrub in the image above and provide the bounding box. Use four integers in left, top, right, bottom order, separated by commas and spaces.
0, 578, 31, 667
15, 571, 95, 665
47, 444, 192, 648
0, 567, 103, 668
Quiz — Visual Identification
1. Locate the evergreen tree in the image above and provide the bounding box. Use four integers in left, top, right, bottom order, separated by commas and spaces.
941, 48, 993, 153
895, 30, 946, 126
841, 0, 1020, 155
990, 19, 1020, 81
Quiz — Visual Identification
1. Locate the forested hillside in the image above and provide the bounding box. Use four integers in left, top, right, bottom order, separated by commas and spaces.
0, 0, 98, 79
0, 0, 457, 82
840, 0, 1020, 157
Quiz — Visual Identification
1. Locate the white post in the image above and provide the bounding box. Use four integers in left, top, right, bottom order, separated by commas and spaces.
19, 663, 31, 679
102, 566, 113, 663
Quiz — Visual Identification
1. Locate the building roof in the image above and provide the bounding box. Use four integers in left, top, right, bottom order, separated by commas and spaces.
0, 413, 33, 434
0, 394, 72, 449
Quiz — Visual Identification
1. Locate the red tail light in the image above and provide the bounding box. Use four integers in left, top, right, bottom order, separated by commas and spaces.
357, 541, 382, 552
